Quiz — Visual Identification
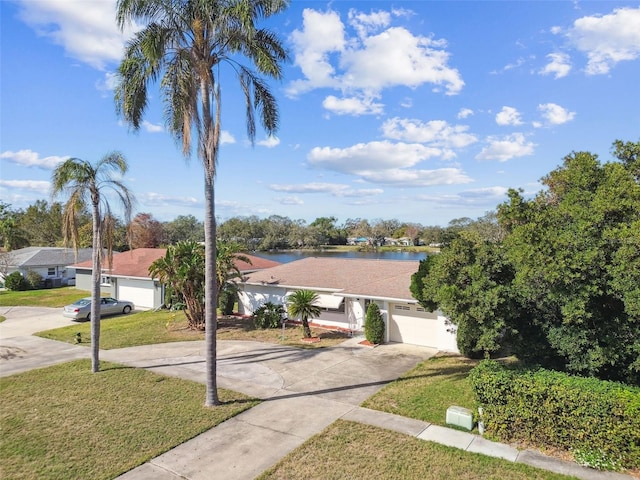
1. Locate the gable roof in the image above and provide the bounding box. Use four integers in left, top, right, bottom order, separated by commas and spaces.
241, 257, 420, 302
71, 248, 280, 279
7, 247, 94, 268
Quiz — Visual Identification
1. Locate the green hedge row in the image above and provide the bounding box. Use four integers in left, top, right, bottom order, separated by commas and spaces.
468, 360, 640, 470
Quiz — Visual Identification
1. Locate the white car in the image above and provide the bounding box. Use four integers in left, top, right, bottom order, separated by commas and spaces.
63, 297, 134, 321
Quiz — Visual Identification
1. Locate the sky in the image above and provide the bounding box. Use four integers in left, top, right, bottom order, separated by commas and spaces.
1, 1, 639, 227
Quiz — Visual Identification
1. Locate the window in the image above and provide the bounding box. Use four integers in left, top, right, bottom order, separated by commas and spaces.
394, 305, 410, 311
47, 268, 56, 276
100, 276, 111, 286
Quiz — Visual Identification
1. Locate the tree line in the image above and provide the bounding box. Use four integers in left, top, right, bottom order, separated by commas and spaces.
0, 202, 498, 252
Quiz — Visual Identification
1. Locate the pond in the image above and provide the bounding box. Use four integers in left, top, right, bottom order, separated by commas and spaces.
252, 249, 428, 264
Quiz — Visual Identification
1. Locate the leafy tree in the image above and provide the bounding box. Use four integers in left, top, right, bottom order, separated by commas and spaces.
116, 0, 289, 406
412, 231, 521, 359
130, 212, 164, 248
364, 303, 385, 344
163, 215, 204, 244
0, 202, 28, 250
149, 241, 206, 330
253, 301, 285, 329
18, 200, 65, 246
51, 153, 134, 373
215, 240, 250, 299
287, 289, 321, 338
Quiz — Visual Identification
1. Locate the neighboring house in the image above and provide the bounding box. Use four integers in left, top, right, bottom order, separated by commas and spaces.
238, 257, 459, 352
70, 248, 280, 311
0, 246, 93, 287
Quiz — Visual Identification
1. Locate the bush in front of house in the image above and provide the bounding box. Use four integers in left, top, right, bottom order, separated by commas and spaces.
5, 271, 28, 291
253, 302, 286, 329
25, 270, 43, 290
469, 359, 640, 471
364, 303, 385, 344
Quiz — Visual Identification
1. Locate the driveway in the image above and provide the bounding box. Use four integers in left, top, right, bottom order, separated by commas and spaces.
0, 306, 91, 376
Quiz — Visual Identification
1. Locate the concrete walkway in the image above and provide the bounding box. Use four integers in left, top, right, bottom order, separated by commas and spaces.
0, 307, 634, 480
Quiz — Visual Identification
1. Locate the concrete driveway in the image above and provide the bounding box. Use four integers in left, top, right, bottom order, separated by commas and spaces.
0, 306, 91, 376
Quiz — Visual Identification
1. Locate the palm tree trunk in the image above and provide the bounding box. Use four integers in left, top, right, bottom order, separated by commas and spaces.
90, 202, 101, 373
204, 171, 219, 406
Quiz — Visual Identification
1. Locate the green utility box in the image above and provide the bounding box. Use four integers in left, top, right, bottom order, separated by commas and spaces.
446, 406, 474, 430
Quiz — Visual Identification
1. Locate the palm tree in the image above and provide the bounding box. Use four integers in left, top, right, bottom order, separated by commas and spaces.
287, 289, 321, 339
216, 240, 251, 298
51, 153, 134, 372
149, 241, 206, 330
115, 0, 289, 407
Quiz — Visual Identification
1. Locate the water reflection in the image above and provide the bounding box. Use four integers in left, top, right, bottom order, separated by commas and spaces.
252, 250, 427, 264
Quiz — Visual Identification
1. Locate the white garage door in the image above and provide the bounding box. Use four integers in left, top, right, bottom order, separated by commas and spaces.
117, 279, 155, 310
388, 303, 439, 347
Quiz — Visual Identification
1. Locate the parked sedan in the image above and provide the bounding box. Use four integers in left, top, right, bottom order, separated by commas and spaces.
63, 297, 134, 321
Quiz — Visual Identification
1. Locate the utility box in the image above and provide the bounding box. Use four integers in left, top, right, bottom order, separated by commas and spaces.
446, 406, 474, 430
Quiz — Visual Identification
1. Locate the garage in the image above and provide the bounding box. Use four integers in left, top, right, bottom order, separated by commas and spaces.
116, 278, 155, 310
388, 303, 440, 347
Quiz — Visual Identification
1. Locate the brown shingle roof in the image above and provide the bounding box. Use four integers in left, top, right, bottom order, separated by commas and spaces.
242, 257, 420, 301
71, 248, 279, 279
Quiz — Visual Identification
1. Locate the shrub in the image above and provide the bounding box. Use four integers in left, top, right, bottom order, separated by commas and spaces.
253, 302, 285, 329
25, 270, 43, 290
5, 271, 27, 291
469, 360, 640, 470
218, 286, 237, 315
364, 303, 385, 344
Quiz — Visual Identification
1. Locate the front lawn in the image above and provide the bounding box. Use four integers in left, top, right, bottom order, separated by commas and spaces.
0, 359, 258, 480
362, 354, 480, 428
36, 309, 351, 349
257, 420, 576, 480
0, 287, 90, 307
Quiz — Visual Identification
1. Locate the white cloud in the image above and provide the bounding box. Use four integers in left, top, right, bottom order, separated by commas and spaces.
308, 141, 442, 173
0, 149, 67, 169
142, 120, 163, 133
416, 186, 509, 206
476, 133, 535, 162
14, 0, 139, 70
287, 7, 464, 104
141, 192, 200, 207
0, 179, 51, 194
537, 103, 576, 125
495, 106, 523, 126
563, 7, 640, 75
322, 95, 384, 116
457, 108, 474, 119
348, 8, 391, 39
276, 196, 304, 205
220, 131, 236, 145
306, 141, 472, 187
539, 52, 572, 78
257, 136, 280, 148
269, 182, 383, 197
381, 118, 477, 148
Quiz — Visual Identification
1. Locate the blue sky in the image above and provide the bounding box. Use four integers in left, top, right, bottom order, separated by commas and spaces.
1, 1, 639, 227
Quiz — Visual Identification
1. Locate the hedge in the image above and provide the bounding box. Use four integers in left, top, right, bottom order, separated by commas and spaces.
469, 360, 640, 470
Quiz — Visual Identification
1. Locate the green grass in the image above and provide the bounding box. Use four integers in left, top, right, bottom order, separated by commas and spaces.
36, 309, 350, 350
0, 359, 259, 480
257, 420, 577, 480
0, 286, 90, 307
362, 354, 480, 428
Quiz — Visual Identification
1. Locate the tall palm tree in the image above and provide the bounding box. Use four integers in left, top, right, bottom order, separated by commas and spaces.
287, 289, 321, 339
115, 0, 289, 406
51, 153, 134, 372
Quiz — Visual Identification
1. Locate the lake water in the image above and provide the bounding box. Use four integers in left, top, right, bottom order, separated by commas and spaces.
252, 250, 427, 264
